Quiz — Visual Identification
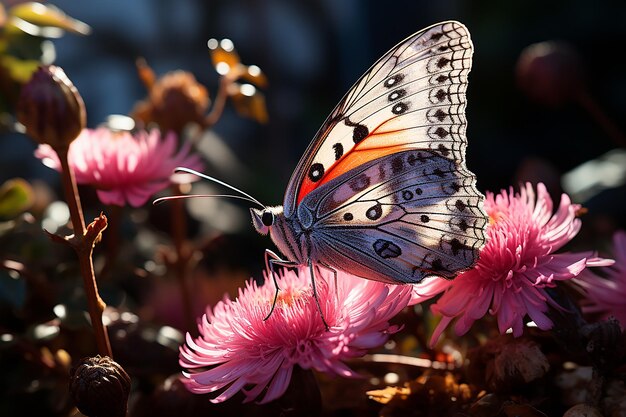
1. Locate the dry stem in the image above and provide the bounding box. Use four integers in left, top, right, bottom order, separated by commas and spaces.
55, 149, 112, 357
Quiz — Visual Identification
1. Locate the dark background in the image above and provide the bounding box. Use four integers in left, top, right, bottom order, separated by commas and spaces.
2, 0, 626, 226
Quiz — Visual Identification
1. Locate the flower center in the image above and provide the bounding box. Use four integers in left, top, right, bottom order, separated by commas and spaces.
267, 285, 311, 308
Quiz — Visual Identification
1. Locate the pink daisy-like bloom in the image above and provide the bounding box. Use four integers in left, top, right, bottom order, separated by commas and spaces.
411, 182, 611, 346
35, 128, 203, 207
575, 230, 626, 326
180, 266, 414, 404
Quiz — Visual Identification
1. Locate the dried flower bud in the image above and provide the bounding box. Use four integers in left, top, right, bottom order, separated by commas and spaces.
131, 66, 210, 135
516, 41, 584, 107
17, 65, 86, 150
69, 355, 131, 417
467, 335, 549, 393
579, 317, 624, 371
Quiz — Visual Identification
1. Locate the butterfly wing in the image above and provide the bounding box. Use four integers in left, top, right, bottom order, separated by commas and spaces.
300, 149, 486, 283
283, 21, 474, 218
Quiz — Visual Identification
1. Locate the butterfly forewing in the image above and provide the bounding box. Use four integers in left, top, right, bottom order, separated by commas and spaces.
284, 21, 474, 217
300, 149, 486, 283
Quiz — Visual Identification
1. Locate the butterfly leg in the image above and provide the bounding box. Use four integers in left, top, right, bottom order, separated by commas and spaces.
319, 261, 339, 303
263, 249, 298, 321
309, 260, 330, 331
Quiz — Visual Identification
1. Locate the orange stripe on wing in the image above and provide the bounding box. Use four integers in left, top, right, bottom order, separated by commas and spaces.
296, 138, 411, 204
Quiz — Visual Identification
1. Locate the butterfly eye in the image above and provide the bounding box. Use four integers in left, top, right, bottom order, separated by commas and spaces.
261, 210, 275, 227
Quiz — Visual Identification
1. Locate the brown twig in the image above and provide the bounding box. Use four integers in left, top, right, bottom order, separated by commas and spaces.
575, 89, 626, 148
204, 69, 244, 129
54, 148, 112, 358
100, 204, 122, 278
58, 147, 85, 234
170, 183, 196, 335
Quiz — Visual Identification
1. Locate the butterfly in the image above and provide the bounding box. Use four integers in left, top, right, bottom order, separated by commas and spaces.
170, 21, 488, 322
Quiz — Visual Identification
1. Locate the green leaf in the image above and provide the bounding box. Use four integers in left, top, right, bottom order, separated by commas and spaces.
0, 178, 34, 220
9, 2, 90, 35
0, 55, 39, 83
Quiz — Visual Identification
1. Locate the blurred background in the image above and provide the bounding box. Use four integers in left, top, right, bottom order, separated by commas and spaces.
1, 0, 625, 192
1, 2, 626, 414
2, 0, 626, 306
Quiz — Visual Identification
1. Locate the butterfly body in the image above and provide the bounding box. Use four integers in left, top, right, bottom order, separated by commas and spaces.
252, 21, 487, 285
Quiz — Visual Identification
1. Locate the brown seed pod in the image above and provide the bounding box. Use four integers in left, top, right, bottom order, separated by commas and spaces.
69, 355, 131, 417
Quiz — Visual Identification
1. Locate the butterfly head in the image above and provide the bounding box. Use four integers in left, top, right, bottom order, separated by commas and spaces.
250, 206, 281, 235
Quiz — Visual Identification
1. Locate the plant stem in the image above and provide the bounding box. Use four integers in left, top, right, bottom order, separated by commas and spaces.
58, 148, 85, 235
204, 75, 232, 128
57, 148, 112, 357
100, 204, 122, 278
576, 89, 626, 148
171, 183, 196, 334
76, 234, 112, 357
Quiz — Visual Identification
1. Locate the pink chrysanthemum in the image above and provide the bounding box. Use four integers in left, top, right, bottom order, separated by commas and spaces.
35, 128, 203, 207
411, 183, 611, 346
575, 230, 626, 326
180, 266, 413, 404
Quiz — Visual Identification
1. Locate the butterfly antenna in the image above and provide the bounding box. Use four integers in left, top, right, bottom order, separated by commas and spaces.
153, 194, 264, 207
174, 167, 266, 209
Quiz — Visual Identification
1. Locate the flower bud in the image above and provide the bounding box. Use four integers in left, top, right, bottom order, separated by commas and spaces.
516, 41, 584, 107
17, 65, 86, 150
69, 355, 131, 417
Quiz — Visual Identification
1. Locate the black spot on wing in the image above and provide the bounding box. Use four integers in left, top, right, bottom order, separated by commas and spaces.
437, 57, 451, 68
391, 155, 404, 174
349, 173, 370, 192
450, 238, 465, 256
308, 163, 324, 182
333, 143, 344, 160
344, 117, 369, 144
430, 32, 443, 41
366, 203, 383, 221
352, 125, 369, 144
384, 73, 404, 88
431, 258, 445, 272
433, 127, 448, 138
437, 144, 450, 156
392, 102, 409, 115
388, 89, 406, 101
373, 239, 402, 259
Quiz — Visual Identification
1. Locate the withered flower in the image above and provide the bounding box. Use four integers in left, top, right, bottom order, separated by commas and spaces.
131, 62, 210, 135
16, 65, 86, 150
367, 373, 480, 416
466, 335, 550, 394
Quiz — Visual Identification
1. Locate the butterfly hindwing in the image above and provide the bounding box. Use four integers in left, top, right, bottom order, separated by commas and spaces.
300, 149, 486, 283
284, 21, 473, 217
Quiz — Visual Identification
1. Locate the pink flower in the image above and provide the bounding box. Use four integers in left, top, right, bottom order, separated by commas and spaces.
575, 230, 625, 326
35, 128, 203, 207
411, 183, 611, 346
180, 266, 413, 404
